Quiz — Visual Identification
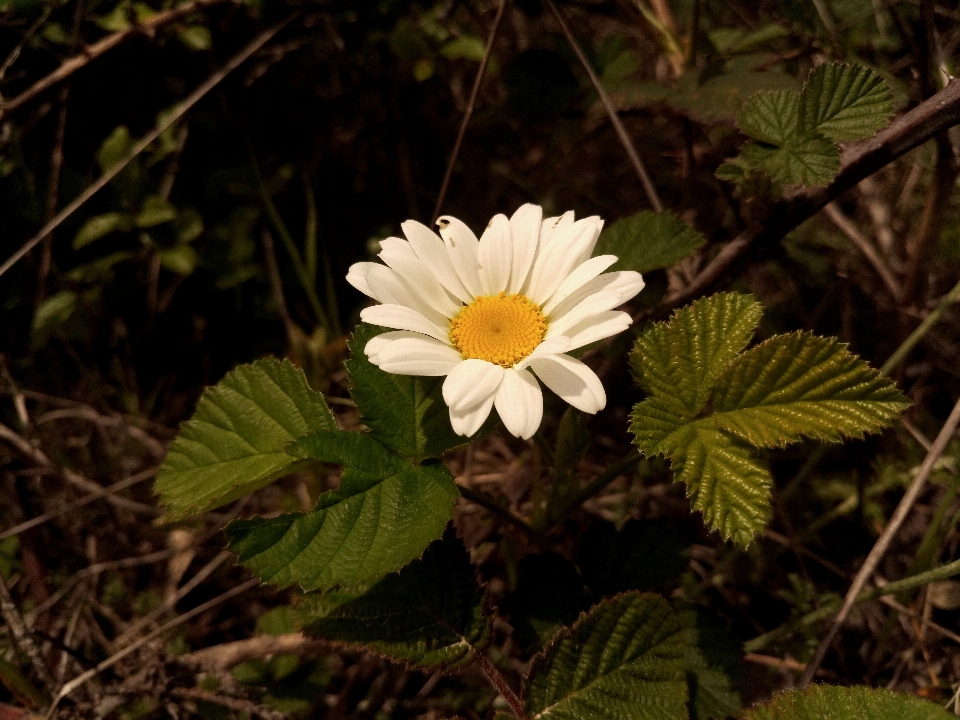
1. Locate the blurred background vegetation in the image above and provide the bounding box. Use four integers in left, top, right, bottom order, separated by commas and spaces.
2, 0, 960, 717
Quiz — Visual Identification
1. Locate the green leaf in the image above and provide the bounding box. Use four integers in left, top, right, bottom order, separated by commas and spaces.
296, 529, 490, 669
745, 685, 954, 720
662, 420, 773, 546
523, 592, 687, 720
554, 407, 590, 474
135, 195, 178, 228
594, 210, 706, 274
440, 35, 485, 61
737, 90, 800, 144
678, 607, 741, 720
346, 324, 467, 460
711, 332, 910, 448
630, 292, 763, 422
800, 63, 893, 141
178, 24, 212, 51
97, 125, 134, 172
31, 290, 77, 340
73, 212, 132, 249
225, 430, 458, 591
159, 245, 199, 275
155, 357, 336, 519
739, 134, 840, 186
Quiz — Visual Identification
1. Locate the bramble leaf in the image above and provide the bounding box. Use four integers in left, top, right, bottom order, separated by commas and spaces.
745, 685, 954, 720
630, 292, 763, 421
712, 332, 910, 448
347, 324, 467, 461
295, 529, 490, 669
799, 63, 893, 142
155, 358, 336, 519
739, 135, 840, 187
225, 430, 458, 591
678, 607, 742, 720
523, 592, 687, 720
737, 89, 799, 144
593, 210, 705, 274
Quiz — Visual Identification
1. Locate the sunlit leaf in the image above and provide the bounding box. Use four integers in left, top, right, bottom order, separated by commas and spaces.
737, 90, 800, 144
800, 63, 893, 141
745, 685, 954, 720
155, 358, 336, 519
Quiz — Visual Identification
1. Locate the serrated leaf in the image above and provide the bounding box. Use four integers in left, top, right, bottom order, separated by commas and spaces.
663, 420, 772, 546
711, 332, 909, 448
800, 63, 893, 141
745, 685, 954, 720
155, 358, 336, 519
739, 135, 840, 186
630, 292, 763, 419
225, 430, 458, 591
593, 210, 705, 274
524, 592, 687, 720
346, 324, 467, 461
678, 607, 742, 720
737, 90, 800, 144
296, 529, 490, 669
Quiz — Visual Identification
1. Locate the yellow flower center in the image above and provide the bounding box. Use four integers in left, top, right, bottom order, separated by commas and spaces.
450, 293, 546, 367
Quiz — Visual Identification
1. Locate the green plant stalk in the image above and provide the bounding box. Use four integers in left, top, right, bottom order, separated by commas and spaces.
880, 276, 960, 376
250, 151, 330, 333
321, 246, 341, 337
456, 483, 538, 538
902, 482, 959, 601
303, 174, 318, 285
545, 451, 641, 531
745, 558, 960, 653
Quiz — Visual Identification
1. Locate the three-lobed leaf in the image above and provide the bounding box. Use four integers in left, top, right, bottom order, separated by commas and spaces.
593, 210, 706, 275
225, 430, 459, 591
295, 529, 490, 669
155, 358, 336, 519
523, 592, 688, 720
745, 685, 953, 720
347, 324, 467, 461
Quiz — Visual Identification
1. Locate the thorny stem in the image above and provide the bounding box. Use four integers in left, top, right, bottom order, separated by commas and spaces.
432, 0, 510, 220
798, 392, 960, 686
546, 0, 664, 212
472, 647, 528, 720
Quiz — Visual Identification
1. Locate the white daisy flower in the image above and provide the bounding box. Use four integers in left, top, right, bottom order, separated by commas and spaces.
346, 204, 645, 440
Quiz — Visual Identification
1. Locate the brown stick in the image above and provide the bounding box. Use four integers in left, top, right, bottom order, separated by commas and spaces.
545, 0, 663, 212
432, 0, 509, 220
0, 0, 236, 119
34, 86, 69, 310
798, 391, 960, 686
822, 202, 901, 298
668, 78, 960, 308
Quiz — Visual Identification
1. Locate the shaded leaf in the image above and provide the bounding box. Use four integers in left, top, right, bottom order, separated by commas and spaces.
594, 210, 705, 274
739, 135, 840, 187
346, 324, 467, 460
135, 195, 178, 228
226, 430, 458, 591
745, 685, 953, 720
800, 63, 893, 141
578, 519, 687, 595
712, 332, 909, 448
97, 125, 134, 172
524, 592, 687, 720
678, 607, 742, 720
296, 529, 490, 669
178, 25, 211, 51
509, 553, 584, 651
73, 212, 132, 249
31, 290, 77, 341
159, 245, 199, 275
155, 358, 336, 519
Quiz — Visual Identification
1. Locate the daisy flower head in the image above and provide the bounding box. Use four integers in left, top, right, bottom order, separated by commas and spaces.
347, 204, 644, 440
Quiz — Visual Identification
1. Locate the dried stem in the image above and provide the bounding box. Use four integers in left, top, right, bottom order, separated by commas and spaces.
546, 0, 663, 212
798, 392, 960, 686
432, 0, 509, 220
35, 85, 69, 310
0, 572, 53, 697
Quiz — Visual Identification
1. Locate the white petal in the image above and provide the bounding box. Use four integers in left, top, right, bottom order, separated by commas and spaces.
538, 211, 575, 255
437, 216, 484, 298
494, 367, 543, 439
541, 255, 619, 315
507, 204, 542, 294
529, 354, 606, 414
346, 262, 382, 301
563, 311, 632, 351
364, 330, 426, 363
402, 220, 473, 303
547, 291, 625, 338
515, 335, 572, 370
547, 270, 645, 326
477, 213, 512, 295
365, 265, 451, 328
576, 217, 604, 264
360, 304, 449, 343
450, 393, 496, 437
377, 336, 463, 376
526, 217, 603, 305
379, 238, 462, 318
442, 359, 504, 411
